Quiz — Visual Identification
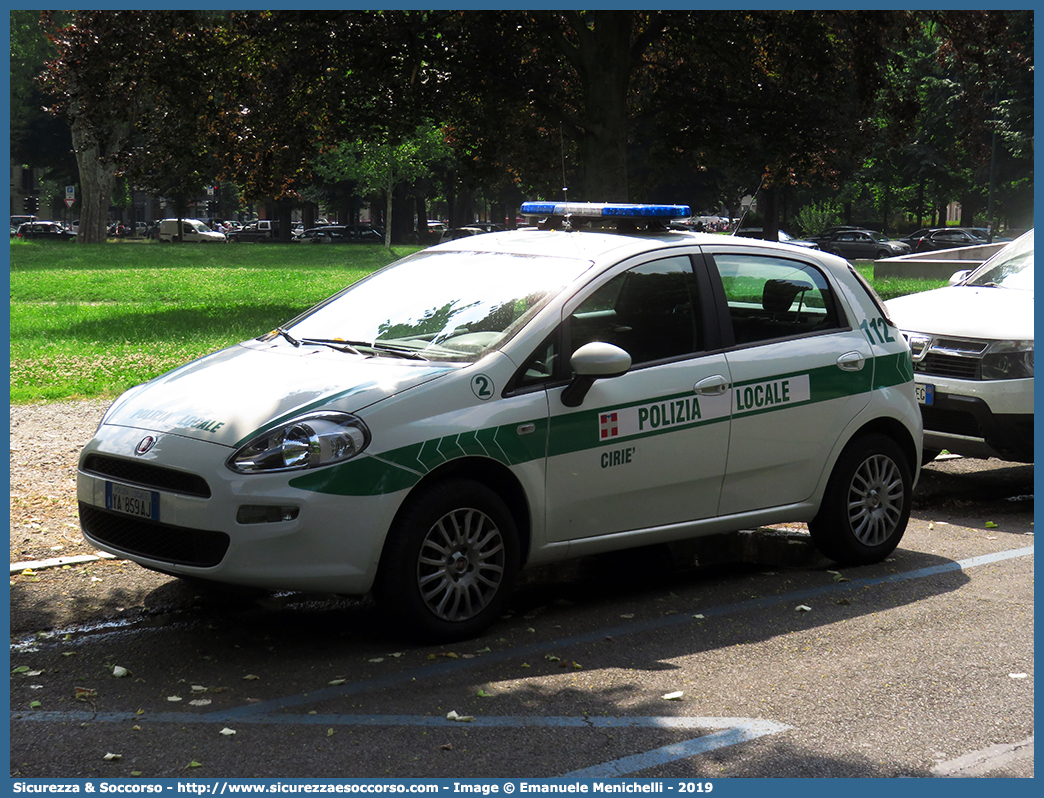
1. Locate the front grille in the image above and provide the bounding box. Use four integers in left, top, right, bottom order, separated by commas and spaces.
921, 406, 983, 438
915, 353, 980, 380
79, 503, 229, 567
906, 334, 989, 381
82, 455, 211, 498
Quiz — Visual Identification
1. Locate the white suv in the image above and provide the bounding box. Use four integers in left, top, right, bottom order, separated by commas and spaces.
77, 202, 922, 641
886, 230, 1034, 464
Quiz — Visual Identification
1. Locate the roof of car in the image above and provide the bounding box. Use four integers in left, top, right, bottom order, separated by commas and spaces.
429, 225, 821, 264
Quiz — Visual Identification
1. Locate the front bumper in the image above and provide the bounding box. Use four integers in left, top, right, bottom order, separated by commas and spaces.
917, 377, 1033, 462
77, 424, 403, 594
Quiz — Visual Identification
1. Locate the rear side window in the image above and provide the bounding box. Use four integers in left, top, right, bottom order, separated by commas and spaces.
713, 254, 844, 346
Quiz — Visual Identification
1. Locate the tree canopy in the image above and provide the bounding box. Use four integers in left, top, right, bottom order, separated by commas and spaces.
14, 9, 1033, 241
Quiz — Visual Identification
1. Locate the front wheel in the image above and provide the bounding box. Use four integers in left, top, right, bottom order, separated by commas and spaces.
374, 479, 520, 642
809, 433, 912, 565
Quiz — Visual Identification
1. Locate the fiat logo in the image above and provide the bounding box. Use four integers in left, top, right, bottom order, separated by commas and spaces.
135, 436, 157, 456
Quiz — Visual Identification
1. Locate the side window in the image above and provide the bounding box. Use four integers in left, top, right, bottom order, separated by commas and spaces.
714, 254, 844, 346
513, 335, 559, 391
568, 256, 702, 366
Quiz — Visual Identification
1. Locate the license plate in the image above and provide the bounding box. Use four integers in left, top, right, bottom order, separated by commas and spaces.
105, 482, 160, 521
915, 383, 934, 405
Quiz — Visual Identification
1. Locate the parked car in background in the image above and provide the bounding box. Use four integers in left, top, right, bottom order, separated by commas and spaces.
77, 201, 922, 642
967, 228, 1012, 243
806, 225, 862, 245
158, 218, 226, 243
885, 230, 1033, 464
818, 229, 911, 260
734, 228, 820, 250
440, 226, 492, 243
293, 225, 384, 244
227, 220, 279, 242
903, 227, 988, 252
16, 221, 76, 241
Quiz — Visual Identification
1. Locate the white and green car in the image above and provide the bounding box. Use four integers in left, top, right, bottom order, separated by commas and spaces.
78, 203, 922, 641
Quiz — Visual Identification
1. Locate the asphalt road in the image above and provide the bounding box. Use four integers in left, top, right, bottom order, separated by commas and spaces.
9, 457, 1034, 779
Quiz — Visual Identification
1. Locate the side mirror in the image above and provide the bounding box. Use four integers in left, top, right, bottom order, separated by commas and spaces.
561, 342, 632, 407
948, 269, 971, 286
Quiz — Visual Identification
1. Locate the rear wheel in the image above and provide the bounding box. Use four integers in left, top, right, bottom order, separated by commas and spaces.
374, 479, 519, 642
809, 433, 912, 565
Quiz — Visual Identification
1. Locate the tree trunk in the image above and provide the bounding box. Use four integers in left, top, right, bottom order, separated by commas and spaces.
71, 121, 119, 244
275, 198, 293, 242
384, 171, 393, 250
574, 14, 633, 201
760, 185, 780, 242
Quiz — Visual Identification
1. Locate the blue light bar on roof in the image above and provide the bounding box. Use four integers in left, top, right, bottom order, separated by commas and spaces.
520, 202, 691, 219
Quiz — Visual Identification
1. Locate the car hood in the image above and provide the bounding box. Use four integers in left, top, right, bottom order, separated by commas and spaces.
886, 284, 1034, 341
101, 342, 455, 446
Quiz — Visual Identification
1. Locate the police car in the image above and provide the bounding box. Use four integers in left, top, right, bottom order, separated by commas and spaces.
77, 202, 922, 641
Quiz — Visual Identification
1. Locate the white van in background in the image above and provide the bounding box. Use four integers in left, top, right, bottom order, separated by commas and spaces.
159, 218, 226, 243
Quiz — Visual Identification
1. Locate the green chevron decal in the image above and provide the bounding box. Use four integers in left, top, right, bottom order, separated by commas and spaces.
288, 354, 904, 497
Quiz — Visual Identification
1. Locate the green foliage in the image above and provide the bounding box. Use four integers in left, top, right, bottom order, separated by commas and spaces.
794, 200, 844, 237
22, 10, 1033, 239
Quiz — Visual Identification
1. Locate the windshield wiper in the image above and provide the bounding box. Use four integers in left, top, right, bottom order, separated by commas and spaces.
274, 327, 301, 347
297, 337, 365, 356
370, 342, 429, 360
275, 332, 428, 360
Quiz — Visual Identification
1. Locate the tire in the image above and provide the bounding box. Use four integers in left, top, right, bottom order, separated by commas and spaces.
809, 433, 912, 566
374, 479, 520, 642
876, 249, 891, 259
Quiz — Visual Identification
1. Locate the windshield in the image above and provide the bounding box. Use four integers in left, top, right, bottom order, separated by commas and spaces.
967, 230, 1034, 290
867, 231, 889, 242
279, 249, 592, 362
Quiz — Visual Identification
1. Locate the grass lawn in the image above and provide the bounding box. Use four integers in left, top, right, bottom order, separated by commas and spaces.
9, 239, 945, 405
9, 240, 421, 403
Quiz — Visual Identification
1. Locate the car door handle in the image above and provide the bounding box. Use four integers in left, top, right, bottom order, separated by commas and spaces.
694, 375, 729, 395
837, 351, 866, 372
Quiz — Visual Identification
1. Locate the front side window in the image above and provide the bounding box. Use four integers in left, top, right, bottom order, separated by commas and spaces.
715, 254, 842, 345
567, 256, 702, 365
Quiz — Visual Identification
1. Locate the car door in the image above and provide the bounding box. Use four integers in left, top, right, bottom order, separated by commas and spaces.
705, 247, 874, 514
540, 253, 732, 541
829, 231, 859, 258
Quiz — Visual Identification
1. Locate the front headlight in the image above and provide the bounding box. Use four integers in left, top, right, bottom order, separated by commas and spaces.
228, 412, 371, 473
981, 340, 1034, 380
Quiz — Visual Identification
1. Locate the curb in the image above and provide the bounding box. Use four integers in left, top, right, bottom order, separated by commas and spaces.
11, 552, 118, 574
